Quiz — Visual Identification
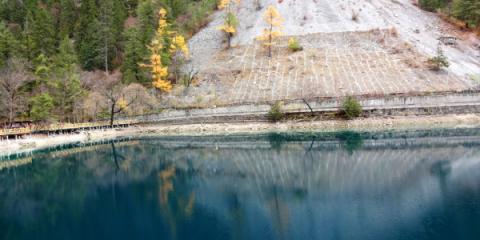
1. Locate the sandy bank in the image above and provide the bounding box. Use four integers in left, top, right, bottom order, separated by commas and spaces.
1, 114, 480, 156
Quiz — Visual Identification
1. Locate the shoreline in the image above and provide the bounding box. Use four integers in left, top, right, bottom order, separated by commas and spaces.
1, 114, 480, 156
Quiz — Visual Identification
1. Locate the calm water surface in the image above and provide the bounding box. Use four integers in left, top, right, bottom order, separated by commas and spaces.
1, 130, 480, 240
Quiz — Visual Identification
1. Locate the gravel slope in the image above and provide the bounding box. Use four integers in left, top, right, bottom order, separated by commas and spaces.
187, 0, 480, 77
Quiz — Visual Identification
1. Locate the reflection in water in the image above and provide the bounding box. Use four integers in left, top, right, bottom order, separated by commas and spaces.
1, 130, 480, 240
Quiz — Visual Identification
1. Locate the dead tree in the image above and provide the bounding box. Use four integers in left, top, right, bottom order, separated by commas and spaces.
98, 73, 138, 126
0, 58, 31, 127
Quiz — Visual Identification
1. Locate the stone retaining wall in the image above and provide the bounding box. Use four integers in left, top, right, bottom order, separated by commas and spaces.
132, 92, 480, 124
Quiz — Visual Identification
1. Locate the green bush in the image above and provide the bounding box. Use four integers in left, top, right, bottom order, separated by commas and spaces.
428, 45, 449, 71
288, 37, 303, 52
342, 96, 362, 119
268, 101, 284, 122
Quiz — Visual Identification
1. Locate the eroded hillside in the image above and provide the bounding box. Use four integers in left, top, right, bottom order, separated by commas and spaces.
188, 0, 480, 76
173, 0, 480, 107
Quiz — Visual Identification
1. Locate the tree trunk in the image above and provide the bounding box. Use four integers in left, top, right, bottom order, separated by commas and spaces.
268, 20, 273, 58
8, 105, 13, 128
173, 58, 178, 84
105, 41, 109, 74
8, 95, 14, 127
110, 103, 115, 127
227, 33, 232, 49
103, 7, 109, 75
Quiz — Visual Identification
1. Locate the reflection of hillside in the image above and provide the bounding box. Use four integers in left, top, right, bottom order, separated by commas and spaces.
145, 136, 480, 240
151, 137, 480, 195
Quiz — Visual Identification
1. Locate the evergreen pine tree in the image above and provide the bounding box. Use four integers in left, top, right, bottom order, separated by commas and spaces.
58, 0, 78, 38
453, 0, 480, 28
0, 21, 19, 67
52, 37, 83, 120
76, 0, 102, 70
30, 92, 54, 122
0, 0, 28, 25
96, 0, 127, 73
137, 0, 157, 45
161, 0, 190, 19
121, 27, 148, 84
97, 0, 116, 73
30, 7, 57, 57
21, 11, 37, 63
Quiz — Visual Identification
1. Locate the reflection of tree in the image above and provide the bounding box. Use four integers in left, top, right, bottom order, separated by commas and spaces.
111, 142, 125, 172
159, 165, 176, 206
157, 164, 197, 239
430, 160, 452, 200
0, 151, 91, 230
269, 131, 365, 155
268, 133, 285, 152
338, 131, 363, 155
226, 192, 246, 240
267, 187, 290, 240
110, 142, 127, 209
0, 141, 151, 236
0, 141, 202, 239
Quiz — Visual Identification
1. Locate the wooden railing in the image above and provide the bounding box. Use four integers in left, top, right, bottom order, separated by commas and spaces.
0, 119, 140, 137
0, 128, 32, 136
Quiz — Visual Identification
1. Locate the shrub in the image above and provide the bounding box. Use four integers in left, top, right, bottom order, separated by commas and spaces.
428, 45, 449, 71
342, 96, 362, 119
268, 101, 284, 122
288, 37, 303, 52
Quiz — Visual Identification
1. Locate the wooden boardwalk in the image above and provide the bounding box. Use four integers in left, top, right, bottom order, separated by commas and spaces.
0, 120, 139, 137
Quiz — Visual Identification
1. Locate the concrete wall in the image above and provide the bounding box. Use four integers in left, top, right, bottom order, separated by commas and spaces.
132, 92, 480, 123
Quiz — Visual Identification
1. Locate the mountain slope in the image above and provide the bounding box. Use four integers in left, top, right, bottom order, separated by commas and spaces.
188, 0, 480, 77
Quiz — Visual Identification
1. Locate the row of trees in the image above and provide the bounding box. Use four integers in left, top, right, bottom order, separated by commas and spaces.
2, 1, 295, 126
419, 0, 480, 28
0, 0, 217, 126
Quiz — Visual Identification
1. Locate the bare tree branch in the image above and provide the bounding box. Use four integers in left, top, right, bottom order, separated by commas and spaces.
0, 58, 31, 126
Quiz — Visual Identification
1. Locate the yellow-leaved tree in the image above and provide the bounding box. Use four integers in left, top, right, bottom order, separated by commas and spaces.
257, 5, 283, 57
141, 8, 189, 92
217, 0, 241, 49
117, 98, 128, 111
170, 35, 189, 82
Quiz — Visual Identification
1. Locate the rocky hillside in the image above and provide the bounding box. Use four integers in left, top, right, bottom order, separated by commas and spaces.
188, 0, 480, 77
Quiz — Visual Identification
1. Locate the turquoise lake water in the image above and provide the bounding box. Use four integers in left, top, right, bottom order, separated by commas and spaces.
1, 130, 480, 240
